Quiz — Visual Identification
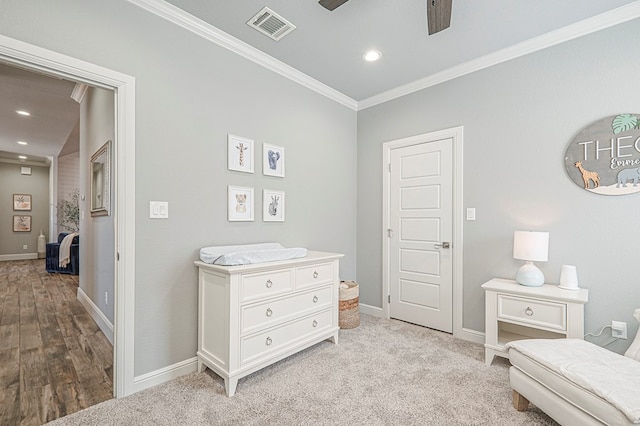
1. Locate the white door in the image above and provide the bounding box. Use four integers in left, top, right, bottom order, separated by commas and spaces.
388, 138, 453, 332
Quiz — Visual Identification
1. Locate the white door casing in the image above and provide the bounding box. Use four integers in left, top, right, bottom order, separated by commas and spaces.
0, 33, 137, 397
383, 127, 465, 338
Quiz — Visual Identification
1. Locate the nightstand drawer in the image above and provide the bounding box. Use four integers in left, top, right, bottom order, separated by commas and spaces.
498, 295, 566, 332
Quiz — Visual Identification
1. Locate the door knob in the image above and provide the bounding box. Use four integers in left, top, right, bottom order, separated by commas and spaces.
434, 242, 450, 249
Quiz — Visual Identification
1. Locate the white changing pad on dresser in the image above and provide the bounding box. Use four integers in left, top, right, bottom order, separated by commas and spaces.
199, 243, 307, 266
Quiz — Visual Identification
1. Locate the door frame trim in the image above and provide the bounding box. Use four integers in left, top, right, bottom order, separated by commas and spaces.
382, 126, 464, 337
0, 34, 136, 396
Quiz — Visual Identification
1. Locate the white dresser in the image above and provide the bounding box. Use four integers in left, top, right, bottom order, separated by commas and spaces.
194, 251, 343, 396
482, 278, 589, 365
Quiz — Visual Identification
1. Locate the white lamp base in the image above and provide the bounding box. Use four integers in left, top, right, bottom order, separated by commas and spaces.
516, 261, 545, 287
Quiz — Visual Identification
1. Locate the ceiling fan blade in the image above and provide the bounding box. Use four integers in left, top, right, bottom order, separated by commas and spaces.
427, 0, 452, 35
318, 0, 349, 11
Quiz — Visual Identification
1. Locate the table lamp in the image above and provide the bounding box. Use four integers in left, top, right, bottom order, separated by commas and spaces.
513, 231, 549, 287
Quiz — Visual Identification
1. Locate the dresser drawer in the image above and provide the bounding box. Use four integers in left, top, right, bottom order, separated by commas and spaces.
241, 309, 333, 365
241, 286, 332, 335
296, 262, 333, 289
241, 269, 293, 302
498, 294, 566, 332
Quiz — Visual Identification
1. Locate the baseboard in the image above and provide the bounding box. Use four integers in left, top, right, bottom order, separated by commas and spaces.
0, 253, 38, 261
133, 357, 198, 393
76, 287, 114, 344
359, 303, 384, 318
458, 327, 485, 345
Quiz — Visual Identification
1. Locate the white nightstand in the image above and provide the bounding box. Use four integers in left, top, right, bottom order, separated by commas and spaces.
482, 278, 589, 365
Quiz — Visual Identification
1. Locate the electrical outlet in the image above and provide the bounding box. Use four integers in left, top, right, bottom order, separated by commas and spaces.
23, 245, 28, 250
612, 320, 627, 339
105, 291, 108, 306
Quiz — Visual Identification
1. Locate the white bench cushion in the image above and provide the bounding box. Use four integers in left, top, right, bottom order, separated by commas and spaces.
507, 339, 640, 424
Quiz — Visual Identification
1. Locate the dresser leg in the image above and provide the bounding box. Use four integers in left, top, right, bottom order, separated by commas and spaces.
225, 378, 238, 397
485, 350, 495, 366
329, 330, 339, 345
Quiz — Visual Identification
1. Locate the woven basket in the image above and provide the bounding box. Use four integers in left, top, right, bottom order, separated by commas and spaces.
339, 280, 360, 329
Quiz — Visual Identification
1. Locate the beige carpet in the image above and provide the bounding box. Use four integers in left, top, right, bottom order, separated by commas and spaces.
48, 315, 556, 425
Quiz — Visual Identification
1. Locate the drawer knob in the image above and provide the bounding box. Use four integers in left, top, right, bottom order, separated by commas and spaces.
313, 271, 319, 279
312, 320, 318, 328
525, 307, 534, 316
265, 337, 272, 346
266, 308, 273, 317
266, 279, 273, 288
313, 295, 318, 303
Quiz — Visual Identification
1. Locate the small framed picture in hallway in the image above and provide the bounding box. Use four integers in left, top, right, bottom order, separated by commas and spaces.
13, 215, 31, 232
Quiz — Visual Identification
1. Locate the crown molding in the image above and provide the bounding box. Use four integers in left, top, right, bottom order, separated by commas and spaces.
357, 2, 640, 110
126, 0, 358, 111
127, 0, 640, 113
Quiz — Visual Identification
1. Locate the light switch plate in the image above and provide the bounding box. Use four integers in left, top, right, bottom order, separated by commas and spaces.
466, 208, 476, 221
149, 201, 169, 219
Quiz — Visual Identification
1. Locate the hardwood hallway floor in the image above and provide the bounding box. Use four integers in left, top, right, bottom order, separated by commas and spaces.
0, 259, 113, 425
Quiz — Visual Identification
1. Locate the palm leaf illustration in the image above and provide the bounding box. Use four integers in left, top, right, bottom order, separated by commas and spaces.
612, 114, 639, 134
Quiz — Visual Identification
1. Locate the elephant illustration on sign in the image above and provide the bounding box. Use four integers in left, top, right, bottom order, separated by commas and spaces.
616, 167, 640, 188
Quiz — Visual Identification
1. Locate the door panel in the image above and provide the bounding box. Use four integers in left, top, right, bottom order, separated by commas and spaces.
389, 138, 453, 332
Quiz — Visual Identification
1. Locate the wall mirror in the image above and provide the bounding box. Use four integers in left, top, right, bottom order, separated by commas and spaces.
90, 140, 111, 216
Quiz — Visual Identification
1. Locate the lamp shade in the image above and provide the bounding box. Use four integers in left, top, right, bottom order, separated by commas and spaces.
513, 231, 549, 262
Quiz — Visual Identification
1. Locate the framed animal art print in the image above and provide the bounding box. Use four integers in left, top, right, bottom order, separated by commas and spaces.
263, 143, 285, 177
227, 134, 254, 173
263, 189, 285, 222
228, 186, 254, 221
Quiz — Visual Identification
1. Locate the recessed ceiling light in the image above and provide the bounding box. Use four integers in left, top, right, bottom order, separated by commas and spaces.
363, 50, 382, 62
16, 110, 31, 116
18, 155, 27, 160
17, 141, 28, 145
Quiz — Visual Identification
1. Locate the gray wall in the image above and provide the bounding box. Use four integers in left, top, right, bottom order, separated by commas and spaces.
357, 19, 640, 353
0, 161, 49, 256
0, 0, 357, 375
79, 87, 115, 325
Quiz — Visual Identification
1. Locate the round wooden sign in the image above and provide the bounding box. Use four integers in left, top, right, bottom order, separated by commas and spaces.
564, 114, 640, 195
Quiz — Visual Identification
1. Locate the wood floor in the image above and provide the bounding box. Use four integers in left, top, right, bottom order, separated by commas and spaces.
0, 259, 113, 425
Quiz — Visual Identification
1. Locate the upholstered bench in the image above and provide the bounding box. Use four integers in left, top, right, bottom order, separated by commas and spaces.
507, 315, 640, 425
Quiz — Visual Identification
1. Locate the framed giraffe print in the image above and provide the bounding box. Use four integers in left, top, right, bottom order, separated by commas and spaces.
564, 114, 640, 196
227, 134, 254, 173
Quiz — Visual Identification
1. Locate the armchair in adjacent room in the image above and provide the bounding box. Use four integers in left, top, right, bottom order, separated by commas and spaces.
45, 232, 80, 275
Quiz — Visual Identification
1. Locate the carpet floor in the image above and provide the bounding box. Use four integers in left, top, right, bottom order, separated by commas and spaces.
47, 315, 557, 425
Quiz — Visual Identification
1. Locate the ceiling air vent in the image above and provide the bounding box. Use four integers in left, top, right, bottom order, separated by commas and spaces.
247, 7, 296, 41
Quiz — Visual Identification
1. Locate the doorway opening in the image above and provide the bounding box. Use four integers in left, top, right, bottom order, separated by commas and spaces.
0, 34, 136, 401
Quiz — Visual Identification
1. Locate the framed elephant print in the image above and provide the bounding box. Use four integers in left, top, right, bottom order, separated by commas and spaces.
263, 143, 285, 177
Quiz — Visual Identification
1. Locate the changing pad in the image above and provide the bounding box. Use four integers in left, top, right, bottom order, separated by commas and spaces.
199, 243, 307, 266
507, 339, 640, 423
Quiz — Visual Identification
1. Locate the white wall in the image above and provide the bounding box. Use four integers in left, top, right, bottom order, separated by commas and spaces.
56, 151, 79, 236
80, 87, 115, 325
357, 18, 640, 354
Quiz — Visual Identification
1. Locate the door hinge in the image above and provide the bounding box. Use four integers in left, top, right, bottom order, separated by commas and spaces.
117, 252, 120, 261
388, 294, 391, 303
388, 163, 391, 172
387, 228, 393, 238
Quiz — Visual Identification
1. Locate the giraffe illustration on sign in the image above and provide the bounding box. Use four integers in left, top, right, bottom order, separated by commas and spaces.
574, 162, 600, 189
